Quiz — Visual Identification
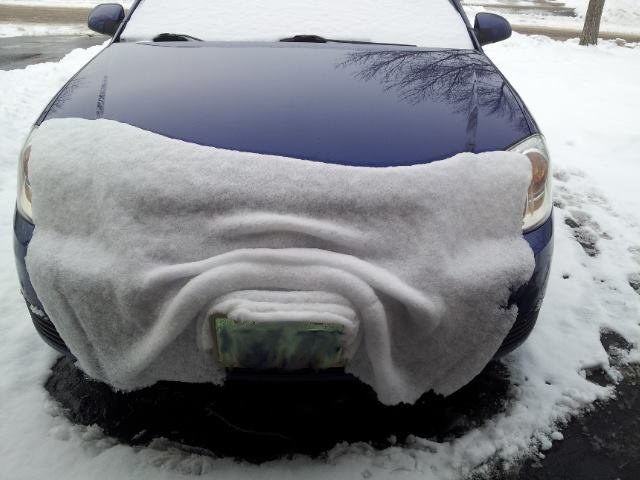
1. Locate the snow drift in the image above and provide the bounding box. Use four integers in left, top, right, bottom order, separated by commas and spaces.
25, 117, 533, 405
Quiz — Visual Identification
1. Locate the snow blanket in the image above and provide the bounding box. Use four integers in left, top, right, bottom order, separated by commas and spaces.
25, 117, 534, 405
121, 0, 473, 49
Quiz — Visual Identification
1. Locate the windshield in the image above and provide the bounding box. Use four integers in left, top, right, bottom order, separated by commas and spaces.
121, 0, 474, 49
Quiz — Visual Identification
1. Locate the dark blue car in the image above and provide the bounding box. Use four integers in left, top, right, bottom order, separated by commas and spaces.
14, 0, 552, 384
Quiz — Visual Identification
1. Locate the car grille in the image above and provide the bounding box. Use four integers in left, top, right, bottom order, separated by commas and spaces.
28, 303, 72, 356
495, 308, 538, 357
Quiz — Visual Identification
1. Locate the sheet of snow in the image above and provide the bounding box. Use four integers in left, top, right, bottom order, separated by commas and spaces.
561, 0, 640, 30
0, 22, 90, 37
1, 33, 640, 480
25, 117, 533, 406
0, 0, 133, 6
121, 0, 474, 49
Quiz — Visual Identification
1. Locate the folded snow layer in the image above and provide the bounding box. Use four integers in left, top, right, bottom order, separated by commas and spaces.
26, 118, 534, 405
206, 290, 360, 352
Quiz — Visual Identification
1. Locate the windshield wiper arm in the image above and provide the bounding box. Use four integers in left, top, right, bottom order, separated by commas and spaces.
153, 33, 203, 42
280, 34, 329, 43
279, 34, 415, 47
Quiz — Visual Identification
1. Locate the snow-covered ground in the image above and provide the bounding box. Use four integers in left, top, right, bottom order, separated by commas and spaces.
0, 0, 132, 6
562, 0, 640, 30
1, 33, 640, 480
0, 23, 88, 36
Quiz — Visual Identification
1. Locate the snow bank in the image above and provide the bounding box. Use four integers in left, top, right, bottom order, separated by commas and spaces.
0, 22, 90, 37
121, 0, 473, 49
0, 0, 133, 6
26, 117, 532, 405
562, 0, 640, 29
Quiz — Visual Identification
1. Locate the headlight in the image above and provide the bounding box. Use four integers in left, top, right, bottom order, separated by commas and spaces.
17, 127, 36, 223
509, 134, 552, 232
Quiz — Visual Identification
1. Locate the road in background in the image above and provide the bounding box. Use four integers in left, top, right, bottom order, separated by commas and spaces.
0, 34, 102, 69
1, 4, 92, 24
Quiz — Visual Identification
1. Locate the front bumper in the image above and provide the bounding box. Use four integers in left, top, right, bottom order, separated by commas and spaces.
14, 210, 553, 361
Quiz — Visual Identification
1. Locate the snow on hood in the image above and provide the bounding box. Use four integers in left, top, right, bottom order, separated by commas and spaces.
25, 117, 533, 405
121, 0, 474, 49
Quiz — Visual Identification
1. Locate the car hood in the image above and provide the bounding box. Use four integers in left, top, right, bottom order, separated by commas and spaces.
42, 42, 534, 167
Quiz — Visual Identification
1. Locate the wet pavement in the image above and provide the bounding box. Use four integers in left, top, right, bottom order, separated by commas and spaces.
496, 332, 640, 479
46, 357, 512, 463
0, 4, 92, 25
45, 331, 640, 477
0, 35, 103, 70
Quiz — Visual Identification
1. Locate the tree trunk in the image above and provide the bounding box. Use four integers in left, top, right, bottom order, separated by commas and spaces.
580, 0, 606, 46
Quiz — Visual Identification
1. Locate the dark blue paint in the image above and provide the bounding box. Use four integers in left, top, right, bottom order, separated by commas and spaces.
88, 3, 125, 37
474, 13, 512, 46
13, 211, 42, 309
524, 213, 553, 253
41, 42, 534, 167
521, 216, 553, 312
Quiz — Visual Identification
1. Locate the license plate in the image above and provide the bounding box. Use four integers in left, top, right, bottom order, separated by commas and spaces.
213, 317, 346, 370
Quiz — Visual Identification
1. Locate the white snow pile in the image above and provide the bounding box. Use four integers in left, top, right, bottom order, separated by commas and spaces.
0, 23, 89, 37
0, 0, 133, 6
1, 33, 640, 480
121, 0, 473, 49
562, 0, 640, 31
26, 117, 533, 406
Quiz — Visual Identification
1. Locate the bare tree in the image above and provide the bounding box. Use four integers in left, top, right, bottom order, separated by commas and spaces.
580, 0, 606, 46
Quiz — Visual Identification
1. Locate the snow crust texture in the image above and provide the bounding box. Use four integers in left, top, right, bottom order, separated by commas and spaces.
561, 0, 640, 31
121, 0, 474, 49
25, 118, 533, 405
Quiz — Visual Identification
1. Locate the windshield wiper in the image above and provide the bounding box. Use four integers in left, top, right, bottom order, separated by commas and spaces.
279, 34, 415, 47
153, 33, 203, 42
